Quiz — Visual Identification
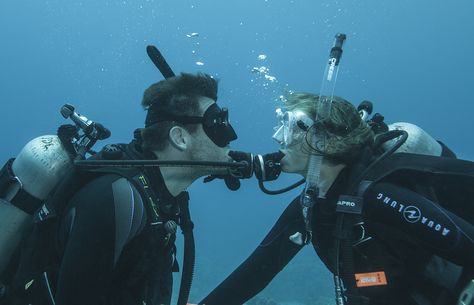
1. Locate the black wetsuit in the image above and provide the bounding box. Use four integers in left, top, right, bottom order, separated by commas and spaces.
54, 171, 177, 305
200, 167, 474, 305
6, 144, 180, 305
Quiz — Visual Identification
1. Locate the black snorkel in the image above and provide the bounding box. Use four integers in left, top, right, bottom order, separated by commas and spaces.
146, 45, 176, 79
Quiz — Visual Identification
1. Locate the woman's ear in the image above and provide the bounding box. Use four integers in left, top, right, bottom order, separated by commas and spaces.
168, 126, 189, 151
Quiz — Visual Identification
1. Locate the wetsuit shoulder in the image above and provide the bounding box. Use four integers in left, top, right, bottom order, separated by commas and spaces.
63, 173, 148, 260
55, 173, 148, 305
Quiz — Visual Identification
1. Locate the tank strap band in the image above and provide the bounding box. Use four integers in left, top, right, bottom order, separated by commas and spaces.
10, 191, 42, 216
0, 158, 42, 215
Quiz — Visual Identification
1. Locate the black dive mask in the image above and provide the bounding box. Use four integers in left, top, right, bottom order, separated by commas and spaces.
145, 103, 237, 147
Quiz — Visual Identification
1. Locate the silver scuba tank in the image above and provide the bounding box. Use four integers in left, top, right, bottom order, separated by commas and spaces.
357, 102, 443, 157
0, 104, 110, 278
381, 122, 443, 157
0, 135, 73, 276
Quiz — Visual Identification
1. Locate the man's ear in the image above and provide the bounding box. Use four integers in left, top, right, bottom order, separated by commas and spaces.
168, 126, 189, 151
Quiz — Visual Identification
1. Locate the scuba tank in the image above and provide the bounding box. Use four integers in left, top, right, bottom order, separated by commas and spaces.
383, 122, 442, 156
358, 101, 450, 158
0, 135, 72, 276
0, 104, 110, 279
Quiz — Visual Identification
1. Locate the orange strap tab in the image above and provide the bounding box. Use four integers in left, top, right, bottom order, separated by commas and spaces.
355, 271, 388, 287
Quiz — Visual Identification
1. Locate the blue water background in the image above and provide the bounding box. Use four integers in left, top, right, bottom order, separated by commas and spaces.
1, 1, 473, 304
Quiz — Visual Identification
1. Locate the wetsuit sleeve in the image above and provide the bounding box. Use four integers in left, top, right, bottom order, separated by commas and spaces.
55, 174, 146, 305
364, 182, 474, 269
199, 197, 304, 305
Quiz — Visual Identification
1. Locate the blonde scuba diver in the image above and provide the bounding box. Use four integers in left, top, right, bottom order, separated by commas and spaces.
199, 92, 474, 305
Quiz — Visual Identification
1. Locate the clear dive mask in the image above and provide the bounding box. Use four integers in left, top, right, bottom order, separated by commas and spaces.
272, 108, 314, 148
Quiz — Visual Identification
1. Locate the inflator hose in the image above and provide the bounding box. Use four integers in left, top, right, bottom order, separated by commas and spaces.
177, 194, 195, 305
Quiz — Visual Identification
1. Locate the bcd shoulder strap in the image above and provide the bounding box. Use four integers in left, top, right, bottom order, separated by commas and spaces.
358, 152, 474, 223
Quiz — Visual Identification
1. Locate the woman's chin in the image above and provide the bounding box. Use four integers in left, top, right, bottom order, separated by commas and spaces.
280, 156, 303, 173
280, 159, 290, 173
281, 161, 299, 174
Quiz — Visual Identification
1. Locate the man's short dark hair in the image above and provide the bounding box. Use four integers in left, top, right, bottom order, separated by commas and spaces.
141, 73, 218, 152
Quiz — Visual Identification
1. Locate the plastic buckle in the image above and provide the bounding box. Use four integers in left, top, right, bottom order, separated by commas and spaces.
34, 204, 56, 223
352, 222, 373, 246
458, 279, 474, 305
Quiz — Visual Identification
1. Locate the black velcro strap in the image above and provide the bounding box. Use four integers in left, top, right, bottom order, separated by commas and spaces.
333, 228, 353, 240
10, 190, 43, 215
0, 158, 42, 215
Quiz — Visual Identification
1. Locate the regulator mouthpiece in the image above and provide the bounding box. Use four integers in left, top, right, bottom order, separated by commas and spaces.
358, 100, 373, 121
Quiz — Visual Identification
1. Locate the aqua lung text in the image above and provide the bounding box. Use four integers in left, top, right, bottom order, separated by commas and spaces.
376, 193, 451, 237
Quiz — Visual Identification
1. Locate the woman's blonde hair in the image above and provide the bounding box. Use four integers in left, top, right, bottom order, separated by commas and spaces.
284, 92, 374, 164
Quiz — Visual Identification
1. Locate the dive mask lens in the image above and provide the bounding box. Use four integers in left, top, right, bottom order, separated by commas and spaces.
272, 108, 313, 147
203, 104, 237, 147
272, 108, 295, 147
272, 108, 285, 145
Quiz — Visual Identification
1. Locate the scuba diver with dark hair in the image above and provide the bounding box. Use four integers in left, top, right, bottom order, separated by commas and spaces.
199, 92, 474, 305
0, 68, 240, 305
